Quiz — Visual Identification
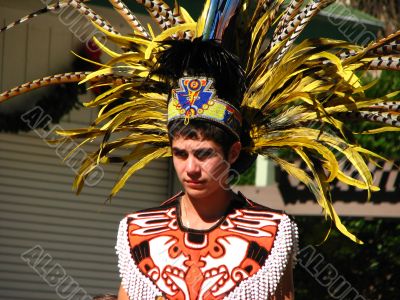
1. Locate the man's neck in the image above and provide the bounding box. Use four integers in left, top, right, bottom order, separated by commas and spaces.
181, 189, 233, 229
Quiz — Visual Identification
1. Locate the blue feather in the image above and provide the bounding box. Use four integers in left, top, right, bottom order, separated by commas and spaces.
215, 0, 241, 40
202, 0, 241, 41
202, 0, 220, 40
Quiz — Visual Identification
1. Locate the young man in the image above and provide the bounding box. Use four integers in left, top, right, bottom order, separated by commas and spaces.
116, 120, 297, 300
115, 40, 298, 300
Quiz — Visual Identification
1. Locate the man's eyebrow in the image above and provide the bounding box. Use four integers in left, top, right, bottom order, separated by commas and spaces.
194, 148, 215, 153
172, 147, 186, 152
172, 147, 215, 154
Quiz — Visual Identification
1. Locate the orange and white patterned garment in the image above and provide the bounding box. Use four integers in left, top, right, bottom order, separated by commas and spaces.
116, 192, 298, 300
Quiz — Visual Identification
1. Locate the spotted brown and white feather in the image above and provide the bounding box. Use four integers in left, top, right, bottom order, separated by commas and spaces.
340, 29, 400, 60
0, 72, 127, 103
369, 57, 400, 71
271, 0, 305, 49
0, 72, 89, 103
108, 0, 150, 38
369, 41, 400, 56
153, 0, 177, 25
147, 8, 170, 31
338, 49, 358, 60
336, 111, 400, 127
140, 0, 188, 27
155, 0, 192, 39
67, 0, 120, 35
340, 43, 400, 62
365, 29, 400, 55
370, 102, 400, 111
0, 1, 85, 33
136, 0, 193, 39
359, 111, 400, 127
270, 1, 317, 52
0, 1, 120, 36
172, 1, 186, 25
136, 0, 171, 30
272, 0, 335, 68
151, 0, 188, 28
338, 43, 400, 61
172, 2, 193, 40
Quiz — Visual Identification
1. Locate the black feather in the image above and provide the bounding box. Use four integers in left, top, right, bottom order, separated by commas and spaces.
151, 38, 245, 107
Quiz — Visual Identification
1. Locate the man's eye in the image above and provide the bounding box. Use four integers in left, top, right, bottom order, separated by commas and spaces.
196, 150, 214, 159
173, 150, 187, 158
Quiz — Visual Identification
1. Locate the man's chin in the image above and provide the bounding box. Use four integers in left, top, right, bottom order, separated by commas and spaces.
184, 185, 212, 198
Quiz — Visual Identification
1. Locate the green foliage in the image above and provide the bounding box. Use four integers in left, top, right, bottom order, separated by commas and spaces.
351, 70, 400, 159
295, 217, 400, 299
364, 70, 400, 98
236, 163, 256, 185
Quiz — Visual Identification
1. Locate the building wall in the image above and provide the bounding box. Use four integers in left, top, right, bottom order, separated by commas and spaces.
0, 1, 170, 299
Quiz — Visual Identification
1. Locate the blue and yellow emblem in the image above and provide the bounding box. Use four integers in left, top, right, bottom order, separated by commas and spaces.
168, 77, 242, 137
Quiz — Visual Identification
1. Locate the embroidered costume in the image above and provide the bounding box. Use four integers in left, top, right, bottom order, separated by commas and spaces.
116, 192, 298, 300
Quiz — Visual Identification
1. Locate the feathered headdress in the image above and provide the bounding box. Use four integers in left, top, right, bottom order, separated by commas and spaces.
1, 0, 400, 244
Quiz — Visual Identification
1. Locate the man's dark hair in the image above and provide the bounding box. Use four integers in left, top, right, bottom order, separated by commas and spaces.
168, 119, 237, 159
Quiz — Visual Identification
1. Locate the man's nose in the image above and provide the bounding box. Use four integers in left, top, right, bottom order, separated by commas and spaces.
186, 156, 201, 176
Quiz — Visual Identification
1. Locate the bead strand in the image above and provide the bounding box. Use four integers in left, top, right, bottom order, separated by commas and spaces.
115, 217, 164, 299
225, 215, 299, 300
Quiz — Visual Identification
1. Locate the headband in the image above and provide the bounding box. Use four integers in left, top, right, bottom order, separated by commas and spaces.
167, 77, 242, 139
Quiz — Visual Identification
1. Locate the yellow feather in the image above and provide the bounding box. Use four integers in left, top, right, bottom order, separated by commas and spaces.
71, 50, 108, 68
336, 170, 380, 191
179, 7, 195, 23
110, 147, 171, 198
196, 0, 211, 37
357, 127, 400, 134
78, 68, 113, 84
147, 23, 155, 39
145, 23, 197, 59
92, 36, 120, 58
84, 83, 135, 107
90, 21, 152, 47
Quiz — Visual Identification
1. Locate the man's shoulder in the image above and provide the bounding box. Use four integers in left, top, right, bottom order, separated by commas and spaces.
233, 191, 298, 230
235, 191, 288, 217
123, 191, 183, 219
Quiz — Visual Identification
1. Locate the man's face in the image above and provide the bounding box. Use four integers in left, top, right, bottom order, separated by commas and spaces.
171, 136, 234, 199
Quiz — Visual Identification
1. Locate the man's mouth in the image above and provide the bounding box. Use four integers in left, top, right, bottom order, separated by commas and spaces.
185, 180, 205, 185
